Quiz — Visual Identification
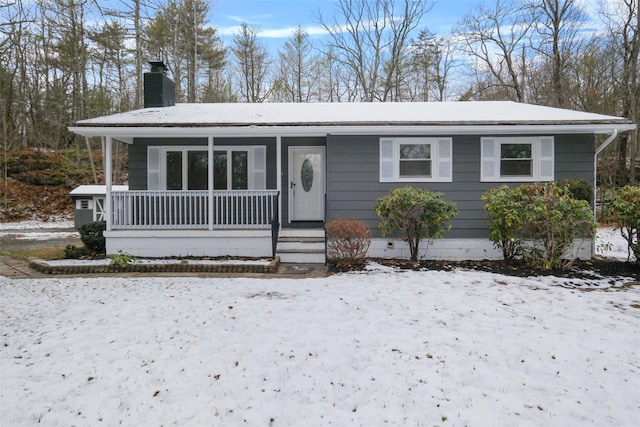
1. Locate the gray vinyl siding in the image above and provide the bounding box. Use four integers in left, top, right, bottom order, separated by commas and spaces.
126, 132, 594, 237
553, 134, 594, 181
326, 133, 595, 239
128, 137, 277, 191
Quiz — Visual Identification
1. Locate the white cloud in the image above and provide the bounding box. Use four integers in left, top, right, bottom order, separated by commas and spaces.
259, 24, 329, 38
216, 23, 329, 39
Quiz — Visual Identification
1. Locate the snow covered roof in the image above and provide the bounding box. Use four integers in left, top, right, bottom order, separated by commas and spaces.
70, 185, 129, 196
70, 101, 636, 141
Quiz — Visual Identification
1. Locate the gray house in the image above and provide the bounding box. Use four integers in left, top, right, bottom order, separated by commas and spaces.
69, 64, 636, 262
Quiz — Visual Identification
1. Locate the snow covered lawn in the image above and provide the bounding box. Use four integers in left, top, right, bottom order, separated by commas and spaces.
1, 269, 639, 426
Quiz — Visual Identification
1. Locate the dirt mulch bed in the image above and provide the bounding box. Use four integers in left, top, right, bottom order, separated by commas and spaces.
330, 258, 640, 281
381, 258, 639, 280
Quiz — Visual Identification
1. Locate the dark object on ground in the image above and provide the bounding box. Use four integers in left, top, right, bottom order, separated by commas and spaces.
356, 258, 640, 281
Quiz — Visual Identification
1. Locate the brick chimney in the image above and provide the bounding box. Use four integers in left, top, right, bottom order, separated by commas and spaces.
144, 61, 175, 108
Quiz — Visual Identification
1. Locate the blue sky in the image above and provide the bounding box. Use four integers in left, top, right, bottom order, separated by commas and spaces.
210, 0, 477, 46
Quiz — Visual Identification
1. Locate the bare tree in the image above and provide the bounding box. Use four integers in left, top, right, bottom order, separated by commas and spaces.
567, 39, 617, 114
454, 0, 535, 102
601, 0, 639, 184
409, 29, 457, 101
104, 0, 157, 109
275, 26, 322, 102
531, 0, 588, 108
1, 0, 33, 207
145, 0, 225, 103
314, 47, 354, 102
1, 0, 29, 149
87, 20, 131, 113
317, 0, 433, 102
231, 23, 272, 103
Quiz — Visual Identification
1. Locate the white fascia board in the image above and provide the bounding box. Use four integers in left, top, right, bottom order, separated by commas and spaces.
68, 123, 636, 141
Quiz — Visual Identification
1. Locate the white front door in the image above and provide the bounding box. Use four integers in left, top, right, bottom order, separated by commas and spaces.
289, 147, 325, 221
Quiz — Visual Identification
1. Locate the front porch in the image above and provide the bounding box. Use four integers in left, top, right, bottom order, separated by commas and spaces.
110, 190, 280, 230
104, 228, 327, 263
103, 189, 326, 262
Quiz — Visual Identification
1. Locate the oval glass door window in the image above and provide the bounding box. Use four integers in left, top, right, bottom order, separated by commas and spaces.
301, 158, 314, 192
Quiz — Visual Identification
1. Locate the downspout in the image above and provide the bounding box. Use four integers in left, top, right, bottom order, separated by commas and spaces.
594, 128, 618, 214
208, 136, 214, 231
595, 128, 618, 157
276, 135, 282, 231
593, 129, 618, 256
105, 136, 113, 233
274, 135, 283, 260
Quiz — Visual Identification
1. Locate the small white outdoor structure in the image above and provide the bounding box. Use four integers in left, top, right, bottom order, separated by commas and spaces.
70, 185, 128, 229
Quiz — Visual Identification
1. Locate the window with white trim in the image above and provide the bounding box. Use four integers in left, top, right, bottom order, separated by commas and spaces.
380, 137, 452, 182
147, 146, 266, 190
481, 137, 554, 182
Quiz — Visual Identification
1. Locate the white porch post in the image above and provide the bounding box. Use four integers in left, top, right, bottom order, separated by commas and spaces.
208, 136, 214, 230
105, 136, 113, 231
276, 135, 282, 229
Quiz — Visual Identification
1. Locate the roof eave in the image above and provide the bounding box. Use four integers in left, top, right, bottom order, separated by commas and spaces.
68, 122, 637, 141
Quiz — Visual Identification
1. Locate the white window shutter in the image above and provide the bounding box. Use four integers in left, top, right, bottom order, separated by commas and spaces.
481, 138, 497, 182
380, 138, 395, 182
147, 147, 161, 190
538, 137, 554, 181
252, 146, 267, 189
437, 138, 452, 182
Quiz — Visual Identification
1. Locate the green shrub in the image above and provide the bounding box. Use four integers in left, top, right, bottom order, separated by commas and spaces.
325, 219, 371, 269
483, 183, 596, 269
481, 186, 526, 262
520, 183, 596, 269
606, 185, 640, 262
79, 220, 106, 254
109, 250, 137, 267
374, 186, 458, 261
560, 179, 593, 204
64, 244, 91, 259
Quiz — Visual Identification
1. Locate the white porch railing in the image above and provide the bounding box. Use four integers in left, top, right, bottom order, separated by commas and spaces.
111, 190, 280, 230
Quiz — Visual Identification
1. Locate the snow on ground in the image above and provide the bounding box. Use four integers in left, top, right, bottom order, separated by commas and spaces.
0, 219, 74, 231
43, 258, 273, 266
1, 270, 639, 426
0, 219, 78, 241
596, 227, 636, 262
0, 231, 80, 241
1, 222, 639, 425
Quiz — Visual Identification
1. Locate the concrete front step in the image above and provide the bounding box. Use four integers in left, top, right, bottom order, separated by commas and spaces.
278, 228, 325, 238
277, 249, 325, 264
277, 237, 325, 251
277, 229, 325, 263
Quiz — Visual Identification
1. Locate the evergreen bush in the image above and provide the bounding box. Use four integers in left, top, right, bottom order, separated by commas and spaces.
481, 185, 525, 262
482, 183, 596, 269
374, 186, 458, 261
560, 179, 593, 204
606, 185, 640, 262
79, 220, 106, 254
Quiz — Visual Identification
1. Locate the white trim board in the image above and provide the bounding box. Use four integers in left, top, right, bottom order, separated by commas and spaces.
104, 230, 272, 258
367, 238, 593, 261
69, 123, 635, 140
